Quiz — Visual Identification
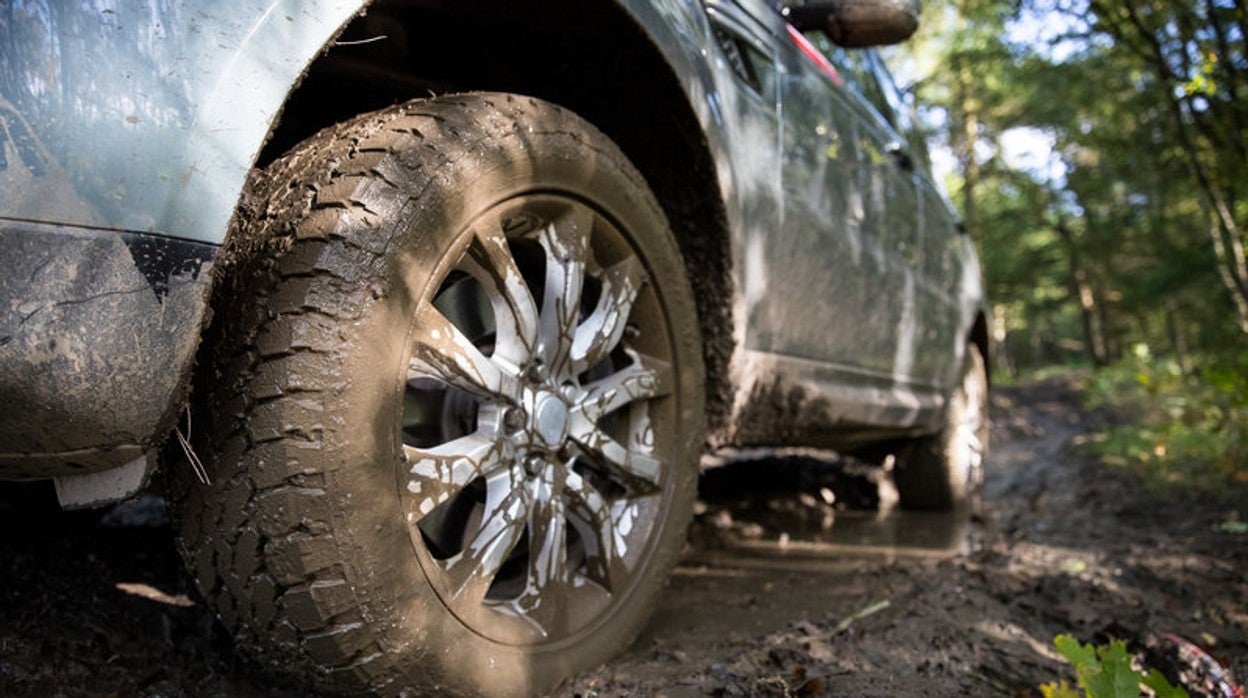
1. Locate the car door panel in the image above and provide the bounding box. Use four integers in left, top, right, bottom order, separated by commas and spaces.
703, 0, 958, 441
767, 22, 925, 384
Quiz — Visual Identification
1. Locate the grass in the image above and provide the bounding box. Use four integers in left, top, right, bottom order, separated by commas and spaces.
1078, 345, 1248, 497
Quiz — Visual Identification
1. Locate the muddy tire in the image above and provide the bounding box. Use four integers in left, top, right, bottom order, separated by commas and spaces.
169, 93, 704, 696
893, 345, 988, 511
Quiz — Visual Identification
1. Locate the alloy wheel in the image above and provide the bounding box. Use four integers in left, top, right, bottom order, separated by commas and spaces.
398, 194, 676, 645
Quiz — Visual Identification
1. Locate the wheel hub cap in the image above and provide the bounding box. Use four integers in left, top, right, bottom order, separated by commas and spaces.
532, 392, 569, 450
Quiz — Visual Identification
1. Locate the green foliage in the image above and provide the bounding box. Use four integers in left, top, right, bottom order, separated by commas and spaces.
1083, 347, 1248, 494
890, 0, 1248, 375
1041, 635, 1188, 698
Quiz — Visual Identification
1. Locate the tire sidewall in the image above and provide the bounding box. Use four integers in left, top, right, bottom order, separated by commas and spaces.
308, 99, 703, 694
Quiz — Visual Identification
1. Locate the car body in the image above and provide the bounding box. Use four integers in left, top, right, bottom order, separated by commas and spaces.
1, 0, 986, 692
1, 0, 984, 488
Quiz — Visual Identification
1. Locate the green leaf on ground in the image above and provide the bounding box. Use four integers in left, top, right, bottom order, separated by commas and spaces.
1142, 668, 1189, 698
1049, 634, 1189, 698
1081, 641, 1143, 698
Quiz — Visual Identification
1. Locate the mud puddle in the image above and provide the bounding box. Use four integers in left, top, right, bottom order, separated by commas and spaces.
691, 452, 975, 563
688, 508, 973, 567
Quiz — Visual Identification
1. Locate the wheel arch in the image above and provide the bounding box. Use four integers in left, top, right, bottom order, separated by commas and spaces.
221, 0, 739, 440
969, 309, 991, 384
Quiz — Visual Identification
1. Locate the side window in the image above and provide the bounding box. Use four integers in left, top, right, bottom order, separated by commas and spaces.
864, 51, 914, 134
800, 32, 873, 100
802, 32, 931, 168
866, 51, 933, 170
801, 33, 906, 130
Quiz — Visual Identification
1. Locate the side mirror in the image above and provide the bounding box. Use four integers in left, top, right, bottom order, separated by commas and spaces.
783, 0, 921, 48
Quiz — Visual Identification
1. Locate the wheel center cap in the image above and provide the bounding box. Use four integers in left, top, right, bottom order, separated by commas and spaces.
532, 393, 569, 448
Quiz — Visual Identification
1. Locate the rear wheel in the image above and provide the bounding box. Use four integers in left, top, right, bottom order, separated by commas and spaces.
893, 345, 988, 511
170, 94, 704, 696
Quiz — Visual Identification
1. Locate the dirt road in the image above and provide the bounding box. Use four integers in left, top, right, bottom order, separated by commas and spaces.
2, 377, 1245, 696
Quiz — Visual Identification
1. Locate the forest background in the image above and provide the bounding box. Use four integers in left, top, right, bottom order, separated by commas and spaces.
885, 0, 1248, 498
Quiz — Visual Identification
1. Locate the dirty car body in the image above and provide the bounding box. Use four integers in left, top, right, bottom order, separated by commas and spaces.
1, 0, 986, 692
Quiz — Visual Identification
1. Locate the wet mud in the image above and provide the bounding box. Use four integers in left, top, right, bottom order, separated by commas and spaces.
1, 377, 1244, 696
563, 377, 1248, 697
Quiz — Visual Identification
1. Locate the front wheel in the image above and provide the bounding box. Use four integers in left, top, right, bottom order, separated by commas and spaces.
171, 94, 704, 696
893, 345, 988, 511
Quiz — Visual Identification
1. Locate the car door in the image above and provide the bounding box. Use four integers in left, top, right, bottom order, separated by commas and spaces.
760, 21, 921, 381
699, 0, 784, 332
861, 50, 965, 388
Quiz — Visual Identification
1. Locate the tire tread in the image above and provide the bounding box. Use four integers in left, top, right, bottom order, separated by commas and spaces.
170, 93, 700, 694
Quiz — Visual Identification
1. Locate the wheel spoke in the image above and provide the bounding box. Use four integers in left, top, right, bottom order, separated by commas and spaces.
569, 422, 662, 492
401, 433, 506, 518
464, 226, 539, 368
570, 255, 646, 374
513, 463, 571, 636
565, 470, 630, 592
536, 207, 593, 380
574, 350, 672, 425
440, 467, 530, 603
409, 303, 519, 403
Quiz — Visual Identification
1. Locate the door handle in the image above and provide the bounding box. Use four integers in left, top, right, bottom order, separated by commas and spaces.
886, 141, 915, 172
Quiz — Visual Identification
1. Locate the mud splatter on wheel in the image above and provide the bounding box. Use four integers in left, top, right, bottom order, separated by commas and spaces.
170, 93, 704, 696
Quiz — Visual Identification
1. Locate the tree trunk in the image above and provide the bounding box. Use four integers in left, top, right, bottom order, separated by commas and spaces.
1054, 218, 1109, 367
1087, 0, 1248, 334
1165, 297, 1194, 375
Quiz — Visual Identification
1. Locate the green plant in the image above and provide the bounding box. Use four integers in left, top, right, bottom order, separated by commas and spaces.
1081, 345, 1248, 494
1040, 635, 1187, 698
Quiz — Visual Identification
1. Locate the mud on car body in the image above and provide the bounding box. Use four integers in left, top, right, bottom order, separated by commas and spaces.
0, 0, 987, 694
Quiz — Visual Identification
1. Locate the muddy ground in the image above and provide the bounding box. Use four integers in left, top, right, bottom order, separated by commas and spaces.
1, 377, 1245, 697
